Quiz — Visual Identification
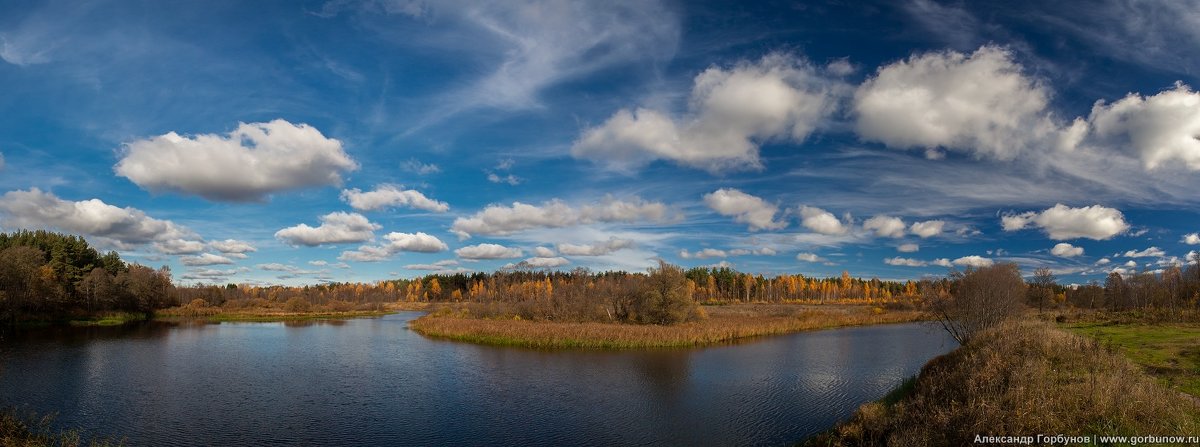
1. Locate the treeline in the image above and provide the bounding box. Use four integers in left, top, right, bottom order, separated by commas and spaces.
1037, 255, 1200, 313
0, 230, 173, 323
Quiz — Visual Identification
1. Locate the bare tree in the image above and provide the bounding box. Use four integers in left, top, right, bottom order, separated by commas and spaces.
1029, 268, 1056, 313
928, 263, 1026, 344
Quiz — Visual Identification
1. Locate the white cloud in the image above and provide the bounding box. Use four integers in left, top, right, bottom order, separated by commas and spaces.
154, 239, 206, 255
909, 220, 945, 238
1123, 246, 1165, 258
885, 257, 927, 267
1096, 258, 1112, 265
404, 260, 461, 271
209, 239, 256, 254
338, 232, 449, 262
401, 159, 440, 175
854, 46, 1081, 160
680, 248, 727, 259
703, 188, 786, 231
275, 212, 380, 246
505, 257, 571, 269
487, 172, 522, 185
729, 247, 777, 256
1088, 83, 1200, 170
572, 53, 838, 172
897, 243, 920, 253
115, 119, 357, 202
450, 196, 669, 238
180, 253, 235, 266
1124, 260, 1139, 268
533, 246, 556, 257
863, 215, 906, 238
796, 252, 825, 262
952, 255, 994, 268
557, 237, 635, 256
180, 267, 248, 282
1185, 233, 1200, 245
0, 188, 195, 248
1051, 242, 1084, 257
308, 260, 328, 266
456, 243, 523, 260
1001, 204, 1129, 240
932, 258, 954, 267
798, 205, 847, 235
340, 185, 449, 212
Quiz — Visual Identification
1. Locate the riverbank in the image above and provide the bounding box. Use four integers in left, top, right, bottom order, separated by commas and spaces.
409, 304, 924, 349
153, 301, 429, 323
1, 408, 120, 447
808, 320, 1200, 446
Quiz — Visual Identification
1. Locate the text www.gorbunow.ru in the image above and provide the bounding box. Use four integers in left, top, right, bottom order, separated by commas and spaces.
975, 434, 1200, 445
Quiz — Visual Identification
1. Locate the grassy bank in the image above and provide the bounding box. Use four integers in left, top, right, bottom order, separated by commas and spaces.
1065, 321, 1200, 397
808, 320, 1200, 446
154, 301, 429, 323
1, 408, 121, 447
409, 304, 924, 349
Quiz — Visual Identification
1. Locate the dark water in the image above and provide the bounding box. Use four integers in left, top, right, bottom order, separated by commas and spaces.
0, 312, 956, 446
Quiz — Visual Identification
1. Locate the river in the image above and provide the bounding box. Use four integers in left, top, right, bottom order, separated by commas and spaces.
0, 312, 956, 446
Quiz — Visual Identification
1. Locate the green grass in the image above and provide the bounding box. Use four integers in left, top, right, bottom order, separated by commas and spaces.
1065, 322, 1200, 397
67, 312, 148, 326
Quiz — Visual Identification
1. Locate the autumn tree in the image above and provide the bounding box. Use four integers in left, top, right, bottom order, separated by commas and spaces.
930, 263, 1026, 344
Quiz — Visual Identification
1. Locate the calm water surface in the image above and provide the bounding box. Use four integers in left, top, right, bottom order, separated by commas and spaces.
0, 312, 956, 446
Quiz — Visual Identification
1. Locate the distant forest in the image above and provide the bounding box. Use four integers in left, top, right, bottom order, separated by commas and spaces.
2, 231, 1198, 324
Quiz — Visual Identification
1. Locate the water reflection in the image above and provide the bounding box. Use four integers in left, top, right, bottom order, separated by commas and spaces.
0, 313, 956, 446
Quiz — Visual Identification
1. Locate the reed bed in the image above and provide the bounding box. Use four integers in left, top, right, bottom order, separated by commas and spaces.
409, 304, 924, 349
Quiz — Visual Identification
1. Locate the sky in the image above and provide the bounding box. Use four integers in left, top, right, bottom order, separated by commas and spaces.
2, 0, 1200, 286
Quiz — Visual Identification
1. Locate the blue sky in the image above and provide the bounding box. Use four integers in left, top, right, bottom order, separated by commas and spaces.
2, 0, 1200, 285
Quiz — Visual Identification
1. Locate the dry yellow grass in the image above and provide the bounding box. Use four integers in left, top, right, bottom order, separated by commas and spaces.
810, 320, 1200, 446
409, 304, 924, 349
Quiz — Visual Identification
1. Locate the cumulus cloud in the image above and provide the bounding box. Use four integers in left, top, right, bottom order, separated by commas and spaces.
557, 237, 635, 256
703, 188, 786, 231
1088, 83, 1200, 170
1001, 204, 1129, 240
450, 196, 669, 239
339, 232, 448, 262
275, 212, 380, 246
885, 257, 927, 267
532, 246, 556, 258
952, 255, 994, 268
1185, 233, 1200, 245
854, 46, 1081, 160
505, 257, 571, 269
932, 258, 954, 267
180, 253, 235, 266
897, 243, 920, 253
1123, 247, 1165, 258
909, 220, 945, 238
863, 215, 906, 238
154, 239, 206, 255
796, 252, 825, 262
209, 239, 256, 254
798, 206, 847, 235
1096, 258, 1112, 265
1051, 242, 1084, 257
680, 248, 727, 259
572, 53, 838, 172
340, 185, 449, 212
115, 119, 357, 202
456, 243, 523, 260
0, 188, 195, 248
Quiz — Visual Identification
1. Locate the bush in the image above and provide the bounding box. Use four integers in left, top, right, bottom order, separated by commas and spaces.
929, 263, 1025, 344
630, 261, 703, 325
283, 297, 311, 312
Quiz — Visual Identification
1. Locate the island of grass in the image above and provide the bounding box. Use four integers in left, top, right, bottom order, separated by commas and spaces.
410, 303, 922, 349
154, 299, 429, 323
408, 261, 926, 349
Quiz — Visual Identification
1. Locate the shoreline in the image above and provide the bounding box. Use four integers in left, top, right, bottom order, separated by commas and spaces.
409, 304, 926, 349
